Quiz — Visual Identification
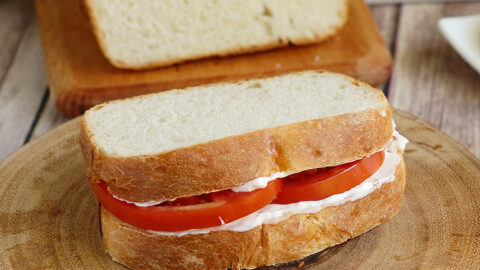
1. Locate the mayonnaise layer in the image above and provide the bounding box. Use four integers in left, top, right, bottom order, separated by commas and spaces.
147, 133, 407, 236
111, 193, 173, 207
232, 172, 289, 192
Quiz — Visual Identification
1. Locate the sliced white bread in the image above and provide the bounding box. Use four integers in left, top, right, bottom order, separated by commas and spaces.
80, 71, 393, 202
100, 159, 405, 270
84, 0, 348, 69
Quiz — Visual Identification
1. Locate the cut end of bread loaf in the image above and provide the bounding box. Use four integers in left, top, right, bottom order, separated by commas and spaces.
85, 0, 348, 69
81, 71, 393, 202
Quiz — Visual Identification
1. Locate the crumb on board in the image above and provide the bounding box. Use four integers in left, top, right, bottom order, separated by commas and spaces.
298, 261, 305, 268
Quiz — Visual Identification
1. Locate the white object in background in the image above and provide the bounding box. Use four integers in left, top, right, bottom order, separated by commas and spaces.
439, 14, 480, 74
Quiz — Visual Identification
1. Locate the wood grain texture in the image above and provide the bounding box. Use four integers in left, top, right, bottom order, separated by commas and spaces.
0, 0, 33, 85
0, 20, 48, 162
30, 94, 69, 141
0, 109, 479, 269
388, 3, 480, 158
34, 0, 392, 117
370, 5, 398, 52
369, 5, 399, 91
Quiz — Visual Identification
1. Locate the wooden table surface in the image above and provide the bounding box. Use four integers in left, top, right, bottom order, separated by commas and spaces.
0, 0, 479, 163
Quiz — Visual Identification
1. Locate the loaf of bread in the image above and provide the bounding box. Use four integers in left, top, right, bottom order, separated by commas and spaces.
84, 0, 348, 69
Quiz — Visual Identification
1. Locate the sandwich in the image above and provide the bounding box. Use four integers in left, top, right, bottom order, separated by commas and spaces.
84, 0, 348, 69
80, 71, 407, 269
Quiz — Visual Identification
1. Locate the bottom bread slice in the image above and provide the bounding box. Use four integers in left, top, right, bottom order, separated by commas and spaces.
100, 159, 406, 270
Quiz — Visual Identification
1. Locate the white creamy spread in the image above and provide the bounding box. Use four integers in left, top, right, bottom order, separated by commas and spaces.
147, 132, 408, 236
111, 194, 173, 207
232, 172, 289, 192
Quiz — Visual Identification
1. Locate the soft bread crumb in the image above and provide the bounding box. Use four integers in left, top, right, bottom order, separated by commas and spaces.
84, 71, 387, 157
85, 0, 348, 68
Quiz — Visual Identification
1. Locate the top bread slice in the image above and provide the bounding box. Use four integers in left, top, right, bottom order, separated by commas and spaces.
80, 71, 393, 202
84, 0, 348, 69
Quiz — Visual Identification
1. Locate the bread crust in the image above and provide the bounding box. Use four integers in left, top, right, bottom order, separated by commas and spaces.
81, 106, 393, 203
84, 0, 348, 70
100, 158, 405, 270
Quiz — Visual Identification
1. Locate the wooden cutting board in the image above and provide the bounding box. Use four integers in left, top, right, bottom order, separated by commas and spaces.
34, 0, 391, 117
0, 109, 479, 269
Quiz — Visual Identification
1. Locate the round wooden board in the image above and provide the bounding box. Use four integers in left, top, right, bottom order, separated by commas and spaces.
0, 109, 479, 269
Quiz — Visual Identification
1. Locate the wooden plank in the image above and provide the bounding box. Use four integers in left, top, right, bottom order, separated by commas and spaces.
35, 0, 392, 117
388, 2, 480, 157
369, 5, 399, 92
0, 0, 34, 84
367, 0, 478, 5
0, 20, 49, 162
369, 5, 398, 51
30, 93, 69, 140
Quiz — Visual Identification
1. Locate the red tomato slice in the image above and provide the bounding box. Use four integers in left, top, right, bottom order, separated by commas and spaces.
272, 151, 385, 204
91, 178, 283, 232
